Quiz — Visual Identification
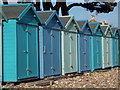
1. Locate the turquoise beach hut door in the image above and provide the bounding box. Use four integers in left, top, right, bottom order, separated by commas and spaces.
89, 22, 103, 71
17, 24, 38, 79
110, 27, 119, 67
2, 3, 41, 82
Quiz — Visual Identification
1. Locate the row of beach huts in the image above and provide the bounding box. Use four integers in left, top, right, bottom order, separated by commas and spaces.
0, 3, 119, 82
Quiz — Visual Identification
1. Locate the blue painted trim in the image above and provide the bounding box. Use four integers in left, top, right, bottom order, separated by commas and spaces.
36, 27, 39, 77
46, 11, 64, 27
59, 31, 62, 74
110, 27, 119, 37
19, 5, 42, 23
91, 36, 94, 72
78, 34, 81, 73
89, 22, 104, 36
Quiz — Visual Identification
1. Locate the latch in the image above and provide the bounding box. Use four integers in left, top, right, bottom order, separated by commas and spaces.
83, 52, 86, 54
50, 33, 54, 37
70, 66, 73, 69
51, 66, 55, 71
49, 52, 53, 54
69, 36, 73, 40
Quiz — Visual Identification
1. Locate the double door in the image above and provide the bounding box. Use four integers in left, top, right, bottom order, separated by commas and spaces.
102, 37, 112, 68
62, 32, 77, 75
80, 35, 91, 72
43, 29, 61, 77
17, 23, 38, 79
93, 37, 102, 69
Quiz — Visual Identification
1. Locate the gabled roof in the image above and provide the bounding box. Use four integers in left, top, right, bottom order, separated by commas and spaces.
110, 27, 119, 37
1, 5, 27, 19
89, 22, 103, 35
0, 10, 7, 21
60, 16, 80, 30
0, 3, 41, 23
101, 25, 113, 36
37, 11, 64, 27
77, 21, 86, 29
101, 25, 108, 33
60, 16, 71, 27
77, 20, 92, 33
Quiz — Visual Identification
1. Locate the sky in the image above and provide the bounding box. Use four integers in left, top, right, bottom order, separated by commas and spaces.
0, 0, 119, 27
68, 2, 118, 27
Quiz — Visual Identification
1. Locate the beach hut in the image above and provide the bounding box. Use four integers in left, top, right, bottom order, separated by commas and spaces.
37, 11, 64, 78
110, 27, 119, 67
60, 16, 80, 75
77, 20, 93, 73
0, 9, 7, 83
2, 3, 42, 82
89, 22, 104, 71
101, 25, 113, 68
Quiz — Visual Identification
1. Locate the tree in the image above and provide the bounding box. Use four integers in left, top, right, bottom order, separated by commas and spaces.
2, 0, 117, 16
2, 0, 8, 4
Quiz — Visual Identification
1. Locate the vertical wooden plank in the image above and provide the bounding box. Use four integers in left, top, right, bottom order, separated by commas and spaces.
0, 15, 2, 85
52, 30, 61, 75
3, 20, 17, 81
28, 25, 39, 78
39, 26, 44, 78
17, 24, 27, 79
70, 33, 77, 73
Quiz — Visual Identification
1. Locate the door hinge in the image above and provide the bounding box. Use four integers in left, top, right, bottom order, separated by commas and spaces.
26, 68, 31, 71
26, 30, 31, 33
23, 50, 28, 53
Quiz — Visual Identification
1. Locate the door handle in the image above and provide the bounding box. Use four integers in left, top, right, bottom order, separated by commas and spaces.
43, 46, 46, 53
